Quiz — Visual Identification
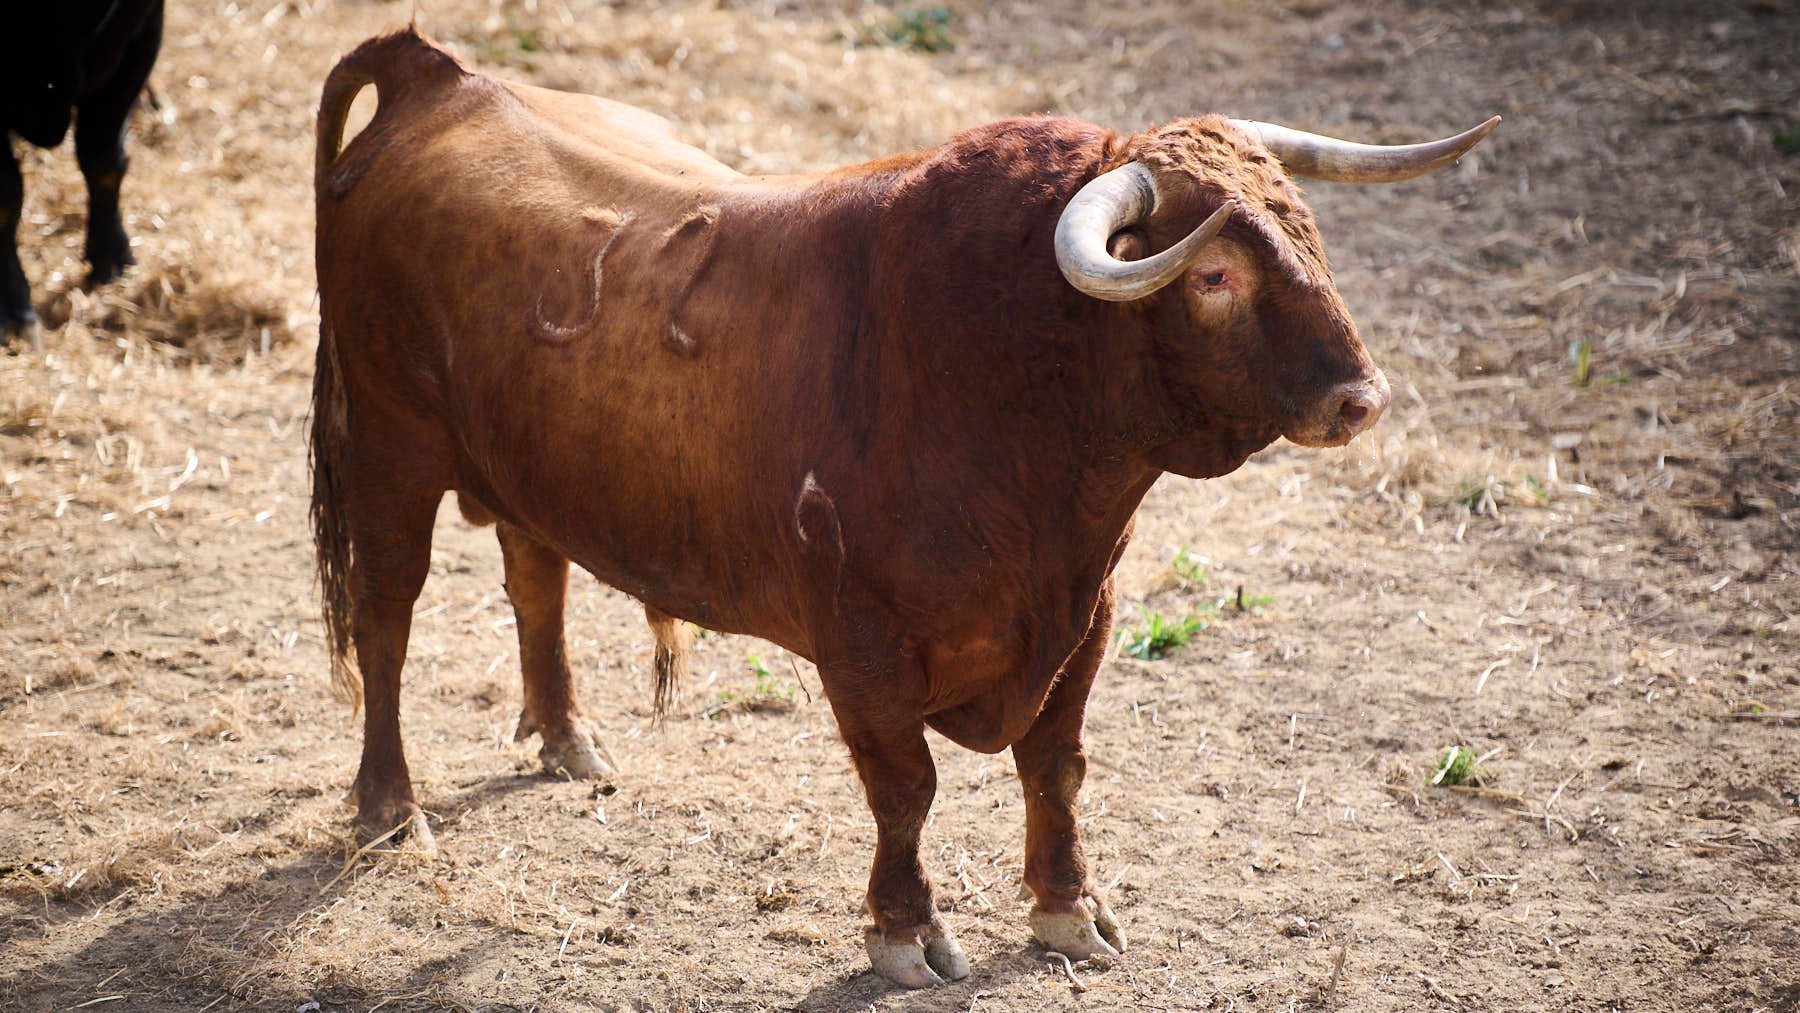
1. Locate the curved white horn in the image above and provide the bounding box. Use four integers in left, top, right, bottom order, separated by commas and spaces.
1229, 116, 1500, 183
1054, 162, 1237, 302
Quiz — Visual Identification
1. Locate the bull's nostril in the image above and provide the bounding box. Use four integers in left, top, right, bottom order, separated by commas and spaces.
1319, 375, 1389, 442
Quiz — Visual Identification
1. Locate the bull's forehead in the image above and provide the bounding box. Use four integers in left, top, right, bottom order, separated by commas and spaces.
1122, 115, 1333, 289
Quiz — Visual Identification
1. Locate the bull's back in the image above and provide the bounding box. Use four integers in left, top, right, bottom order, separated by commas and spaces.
315, 37, 851, 647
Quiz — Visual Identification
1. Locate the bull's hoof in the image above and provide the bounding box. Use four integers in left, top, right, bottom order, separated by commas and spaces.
7, 320, 44, 352
539, 736, 616, 780
1029, 895, 1126, 960
85, 238, 135, 288
865, 920, 970, 988
354, 804, 437, 858
351, 777, 437, 858
1, 311, 40, 351
519, 712, 619, 780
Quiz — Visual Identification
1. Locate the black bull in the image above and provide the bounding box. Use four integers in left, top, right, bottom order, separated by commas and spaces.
2, 0, 164, 347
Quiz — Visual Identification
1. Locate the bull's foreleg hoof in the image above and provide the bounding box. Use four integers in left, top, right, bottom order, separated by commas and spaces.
1029, 894, 1126, 960
865, 920, 970, 988
84, 247, 134, 288
518, 712, 618, 780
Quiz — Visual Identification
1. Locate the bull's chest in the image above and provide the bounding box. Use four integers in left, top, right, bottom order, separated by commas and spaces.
913, 595, 1105, 754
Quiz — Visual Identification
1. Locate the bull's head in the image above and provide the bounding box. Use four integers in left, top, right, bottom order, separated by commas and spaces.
1053, 115, 1497, 472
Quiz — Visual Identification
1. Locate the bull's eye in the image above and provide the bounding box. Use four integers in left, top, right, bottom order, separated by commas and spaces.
1199, 271, 1227, 288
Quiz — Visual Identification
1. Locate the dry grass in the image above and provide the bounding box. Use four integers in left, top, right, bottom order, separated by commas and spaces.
1, 1, 1796, 1010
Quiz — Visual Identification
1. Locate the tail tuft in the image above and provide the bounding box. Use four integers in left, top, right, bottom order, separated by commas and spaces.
645, 607, 692, 721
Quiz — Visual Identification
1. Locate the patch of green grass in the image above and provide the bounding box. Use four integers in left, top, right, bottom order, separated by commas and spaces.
1569, 335, 1593, 387
506, 12, 542, 52
1521, 472, 1549, 502
1119, 607, 1206, 660
1456, 475, 1501, 514
1773, 124, 1800, 154
1455, 471, 1555, 515
1227, 586, 1275, 615
864, 7, 954, 53
1171, 546, 1209, 589
700, 655, 797, 719
1427, 745, 1481, 787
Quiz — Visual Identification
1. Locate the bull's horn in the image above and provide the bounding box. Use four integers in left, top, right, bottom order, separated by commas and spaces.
1228, 115, 1501, 183
1055, 161, 1236, 302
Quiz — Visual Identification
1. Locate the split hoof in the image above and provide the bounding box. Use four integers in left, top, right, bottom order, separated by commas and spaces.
518, 712, 620, 780
540, 737, 616, 780
1029, 896, 1126, 960
355, 806, 437, 859
865, 922, 970, 988
393, 810, 438, 857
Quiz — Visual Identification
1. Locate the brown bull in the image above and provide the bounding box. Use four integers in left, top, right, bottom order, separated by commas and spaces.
311, 29, 1495, 988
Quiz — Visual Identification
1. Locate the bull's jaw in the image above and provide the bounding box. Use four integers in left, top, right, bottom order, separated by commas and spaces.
1147, 424, 1280, 479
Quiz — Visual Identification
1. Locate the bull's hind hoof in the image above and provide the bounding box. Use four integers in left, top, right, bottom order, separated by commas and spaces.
355, 810, 437, 858
539, 737, 616, 780
1, 313, 41, 351
518, 712, 619, 779
353, 797, 438, 858
1029, 895, 1126, 960
391, 809, 438, 857
865, 921, 970, 988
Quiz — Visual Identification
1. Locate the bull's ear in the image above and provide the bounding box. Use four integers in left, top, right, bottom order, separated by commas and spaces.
1106, 228, 1149, 263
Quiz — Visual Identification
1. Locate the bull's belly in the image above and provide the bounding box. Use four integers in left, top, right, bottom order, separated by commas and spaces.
455, 469, 818, 656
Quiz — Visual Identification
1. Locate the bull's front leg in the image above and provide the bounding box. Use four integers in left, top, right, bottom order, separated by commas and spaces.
73, 0, 162, 289
1012, 582, 1125, 959
827, 683, 970, 988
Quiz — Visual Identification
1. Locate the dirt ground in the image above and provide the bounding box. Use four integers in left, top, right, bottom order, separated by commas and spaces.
3, 0, 1798, 1010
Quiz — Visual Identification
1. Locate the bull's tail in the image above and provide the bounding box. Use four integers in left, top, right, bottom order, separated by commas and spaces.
310, 34, 399, 717
312, 29, 467, 716
645, 607, 692, 721
315, 36, 383, 193
315, 27, 463, 200
310, 316, 360, 714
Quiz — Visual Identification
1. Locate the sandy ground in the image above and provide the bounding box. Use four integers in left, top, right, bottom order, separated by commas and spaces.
3, 1, 1798, 1010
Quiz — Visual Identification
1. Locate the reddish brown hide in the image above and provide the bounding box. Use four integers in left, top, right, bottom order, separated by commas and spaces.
311, 29, 1485, 988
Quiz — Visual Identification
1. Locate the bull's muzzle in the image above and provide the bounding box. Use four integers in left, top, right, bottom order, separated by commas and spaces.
1332, 371, 1391, 440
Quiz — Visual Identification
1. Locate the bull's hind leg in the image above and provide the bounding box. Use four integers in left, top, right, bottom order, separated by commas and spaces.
345, 461, 444, 853
495, 522, 615, 779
